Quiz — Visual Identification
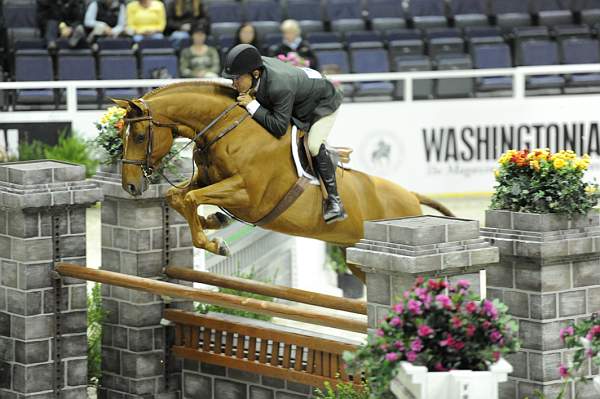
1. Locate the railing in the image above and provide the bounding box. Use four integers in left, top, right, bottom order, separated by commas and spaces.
1, 63, 600, 123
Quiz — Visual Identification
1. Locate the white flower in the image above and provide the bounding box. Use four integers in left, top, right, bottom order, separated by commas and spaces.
580, 337, 592, 349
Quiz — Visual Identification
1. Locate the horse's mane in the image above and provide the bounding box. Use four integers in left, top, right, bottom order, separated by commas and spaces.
143, 80, 237, 100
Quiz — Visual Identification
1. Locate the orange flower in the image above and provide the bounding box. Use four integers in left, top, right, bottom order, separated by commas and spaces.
115, 119, 124, 130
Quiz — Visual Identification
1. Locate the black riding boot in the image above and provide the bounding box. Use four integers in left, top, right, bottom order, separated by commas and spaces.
313, 144, 348, 224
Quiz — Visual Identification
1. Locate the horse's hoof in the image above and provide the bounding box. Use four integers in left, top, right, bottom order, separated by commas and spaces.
214, 212, 233, 227
215, 238, 231, 257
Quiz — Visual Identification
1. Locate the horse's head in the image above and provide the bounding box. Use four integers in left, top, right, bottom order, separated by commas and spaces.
112, 98, 177, 196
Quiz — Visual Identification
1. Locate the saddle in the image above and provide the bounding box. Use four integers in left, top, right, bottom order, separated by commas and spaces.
293, 127, 352, 185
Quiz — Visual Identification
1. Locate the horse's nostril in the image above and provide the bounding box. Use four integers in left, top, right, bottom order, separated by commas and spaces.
128, 184, 137, 195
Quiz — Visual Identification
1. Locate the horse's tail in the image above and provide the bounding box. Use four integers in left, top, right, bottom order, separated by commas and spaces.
413, 192, 455, 217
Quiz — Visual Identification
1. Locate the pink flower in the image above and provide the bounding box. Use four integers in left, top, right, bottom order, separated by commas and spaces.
379, 344, 389, 351
482, 321, 492, 330
456, 279, 471, 289
466, 324, 476, 337
483, 300, 499, 319
415, 288, 427, 297
587, 349, 594, 358
452, 340, 465, 350
559, 326, 574, 341
435, 294, 453, 309
394, 341, 405, 350
490, 330, 502, 343
376, 329, 384, 337
408, 299, 423, 315
559, 364, 569, 378
428, 279, 440, 290
385, 352, 399, 362
406, 351, 417, 362
434, 362, 447, 371
418, 325, 434, 338
451, 316, 463, 329
389, 316, 402, 328
415, 276, 424, 286
440, 334, 455, 348
465, 302, 478, 314
493, 351, 501, 362
411, 338, 424, 352
393, 303, 404, 313
403, 290, 411, 299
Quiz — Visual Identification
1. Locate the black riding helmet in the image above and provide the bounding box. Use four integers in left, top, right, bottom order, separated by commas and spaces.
222, 44, 263, 79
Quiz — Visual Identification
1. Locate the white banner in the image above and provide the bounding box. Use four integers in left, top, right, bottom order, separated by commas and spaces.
329, 95, 600, 195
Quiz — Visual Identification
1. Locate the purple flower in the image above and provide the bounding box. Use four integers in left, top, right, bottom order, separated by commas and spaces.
406, 351, 417, 362
415, 287, 427, 297
435, 294, 453, 309
417, 325, 434, 338
456, 279, 471, 289
483, 300, 499, 319
393, 303, 404, 313
389, 316, 402, 328
385, 352, 399, 362
376, 329, 384, 337
490, 330, 502, 343
394, 341, 405, 350
408, 299, 423, 315
559, 364, 569, 378
411, 338, 424, 353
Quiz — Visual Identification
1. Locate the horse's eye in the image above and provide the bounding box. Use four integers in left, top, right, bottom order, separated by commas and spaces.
134, 133, 145, 144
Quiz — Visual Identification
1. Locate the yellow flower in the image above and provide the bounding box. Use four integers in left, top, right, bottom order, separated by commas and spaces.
494, 169, 500, 177
530, 160, 540, 171
586, 185, 597, 195
553, 158, 566, 169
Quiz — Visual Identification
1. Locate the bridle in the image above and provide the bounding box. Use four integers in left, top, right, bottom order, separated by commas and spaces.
122, 97, 248, 188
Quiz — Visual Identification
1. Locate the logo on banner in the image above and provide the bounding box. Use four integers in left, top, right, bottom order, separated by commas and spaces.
362, 132, 403, 174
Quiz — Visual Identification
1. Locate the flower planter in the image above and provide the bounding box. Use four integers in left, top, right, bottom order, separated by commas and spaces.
337, 272, 364, 299
390, 358, 513, 399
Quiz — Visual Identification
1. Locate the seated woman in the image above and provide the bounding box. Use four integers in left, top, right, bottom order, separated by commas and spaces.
84, 0, 126, 42
37, 0, 86, 49
233, 22, 260, 48
126, 0, 166, 42
167, 0, 204, 46
179, 27, 220, 78
269, 19, 317, 69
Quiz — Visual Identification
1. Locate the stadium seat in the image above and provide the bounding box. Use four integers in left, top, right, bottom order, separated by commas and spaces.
552, 24, 592, 40
140, 53, 179, 79
394, 55, 434, 100
285, 0, 325, 33
386, 29, 425, 57
97, 37, 134, 51
490, 0, 532, 30
314, 49, 354, 97
449, 0, 489, 27
463, 26, 504, 49
435, 54, 474, 98
207, 3, 244, 37
307, 32, 344, 50
244, 1, 282, 39
264, 33, 283, 51
57, 50, 99, 107
560, 37, 600, 93
425, 28, 464, 57
350, 48, 394, 99
325, 0, 366, 32
532, 0, 573, 26
408, 0, 447, 29
472, 43, 513, 95
577, 0, 600, 25
518, 40, 565, 94
366, 0, 407, 32
14, 50, 55, 108
99, 53, 139, 101
2, 2, 36, 28
344, 31, 384, 49
138, 38, 174, 54
13, 38, 45, 50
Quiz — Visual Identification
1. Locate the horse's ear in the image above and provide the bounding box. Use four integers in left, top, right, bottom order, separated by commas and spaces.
110, 98, 130, 110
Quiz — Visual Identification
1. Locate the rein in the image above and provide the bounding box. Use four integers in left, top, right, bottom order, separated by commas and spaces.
122, 98, 246, 189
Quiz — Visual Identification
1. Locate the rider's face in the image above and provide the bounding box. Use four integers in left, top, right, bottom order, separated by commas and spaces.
233, 71, 259, 93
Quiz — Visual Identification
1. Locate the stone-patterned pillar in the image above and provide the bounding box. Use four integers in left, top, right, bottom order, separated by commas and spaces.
93, 165, 194, 399
0, 160, 102, 398
346, 216, 499, 333
483, 210, 600, 399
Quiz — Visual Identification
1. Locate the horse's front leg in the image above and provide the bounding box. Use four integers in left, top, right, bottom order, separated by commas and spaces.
166, 182, 233, 231
183, 174, 250, 256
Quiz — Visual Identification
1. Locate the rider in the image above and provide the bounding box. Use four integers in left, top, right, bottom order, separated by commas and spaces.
221, 44, 347, 224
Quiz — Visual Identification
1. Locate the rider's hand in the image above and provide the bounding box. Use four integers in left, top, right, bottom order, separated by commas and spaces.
237, 93, 254, 107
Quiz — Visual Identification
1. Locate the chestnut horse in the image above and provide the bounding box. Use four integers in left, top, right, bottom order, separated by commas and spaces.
115, 81, 453, 275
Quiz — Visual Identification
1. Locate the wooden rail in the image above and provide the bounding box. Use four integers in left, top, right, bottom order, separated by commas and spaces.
164, 309, 361, 388
165, 266, 367, 315
56, 263, 367, 333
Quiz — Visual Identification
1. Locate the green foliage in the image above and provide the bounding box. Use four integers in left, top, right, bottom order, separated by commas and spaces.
196, 271, 274, 321
14, 130, 99, 177
490, 149, 600, 215
87, 283, 106, 385
326, 244, 348, 274
314, 380, 371, 399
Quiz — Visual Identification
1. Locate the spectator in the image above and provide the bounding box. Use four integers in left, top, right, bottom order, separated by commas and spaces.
167, 0, 204, 45
126, 0, 166, 42
179, 26, 220, 78
84, 0, 126, 42
269, 19, 317, 69
234, 23, 260, 48
37, 0, 86, 49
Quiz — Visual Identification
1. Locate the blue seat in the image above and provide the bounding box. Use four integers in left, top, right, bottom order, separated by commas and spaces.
286, 0, 325, 33
386, 29, 425, 57
307, 32, 344, 50
449, 0, 489, 27
97, 37, 133, 51
560, 38, 600, 91
463, 26, 504, 48
99, 54, 139, 101
13, 38, 45, 50
435, 54, 473, 98
533, 0, 573, 26
408, 0, 447, 29
315, 49, 354, 97
206, 3, 243, 23
366, 0, 407, 31
326, 0, 366, 32
14, 51, 55, 106
519, 40, 565, 93
2, 3, 36, 28
472, 43, 513, 93
490, 0, 532, 30
394, 55, 433, 99
138, 38, 174, 52
344, 31, 384, 49
244, 0, 282, 21
57, 52, 98, 105
140, 54, 178, 79
577, 0, 600, 25
350, 48, 394, 98
553, 24, 591, 39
